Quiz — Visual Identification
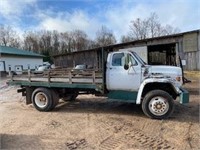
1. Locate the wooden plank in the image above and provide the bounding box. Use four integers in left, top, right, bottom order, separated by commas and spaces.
69, 71, 72, 84
50, 78, 70, 82
13, 77, 29, 81
48, 71, 50, 83
92, 71, 95, 84
13, 76, 103, 84
28, 70, 31, 82
31, 77, 48, 82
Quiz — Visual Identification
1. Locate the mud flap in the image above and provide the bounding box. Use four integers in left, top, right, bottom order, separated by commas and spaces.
18, 87, 34, 104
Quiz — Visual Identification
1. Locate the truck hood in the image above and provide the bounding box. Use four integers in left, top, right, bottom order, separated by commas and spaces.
148, 65, 183, 87
149, 65, 182, 76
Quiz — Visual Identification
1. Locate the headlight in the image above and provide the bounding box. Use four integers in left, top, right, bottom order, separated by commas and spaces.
176, 76, 181, 82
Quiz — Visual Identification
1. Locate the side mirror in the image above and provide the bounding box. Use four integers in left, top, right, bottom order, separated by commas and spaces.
124, 64, 129, 70
123, 54, 131, 70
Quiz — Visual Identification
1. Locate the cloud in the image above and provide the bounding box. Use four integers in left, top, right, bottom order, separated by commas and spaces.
154, 0, 199, 31
34, 9, 101, 39
0, 0, 36, 21
102, 0, 200, 40
0, 0, 199, 42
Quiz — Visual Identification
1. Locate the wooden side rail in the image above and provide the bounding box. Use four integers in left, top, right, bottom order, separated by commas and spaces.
11, 69, 103, 85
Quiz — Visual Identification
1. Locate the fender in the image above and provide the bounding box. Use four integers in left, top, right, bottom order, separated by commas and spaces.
136, 78, 179, 104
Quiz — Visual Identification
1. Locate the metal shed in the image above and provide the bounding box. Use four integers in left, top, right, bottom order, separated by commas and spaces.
53, 30, 200, 71
0, 46, 44, 73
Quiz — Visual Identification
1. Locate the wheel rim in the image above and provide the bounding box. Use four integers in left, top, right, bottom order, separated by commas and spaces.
35, 92, 48, 108
148, 96, 169, 116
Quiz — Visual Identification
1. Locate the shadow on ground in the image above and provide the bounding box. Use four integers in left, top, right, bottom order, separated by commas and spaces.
0, 134, 43, 149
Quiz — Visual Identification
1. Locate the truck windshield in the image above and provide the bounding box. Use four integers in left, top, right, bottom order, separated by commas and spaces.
131, 52, 147, 66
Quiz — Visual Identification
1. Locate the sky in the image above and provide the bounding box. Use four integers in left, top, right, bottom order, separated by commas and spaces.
0, 0, 199, 41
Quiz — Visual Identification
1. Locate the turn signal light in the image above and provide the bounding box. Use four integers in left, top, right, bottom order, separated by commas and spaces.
176, 76, 181, 81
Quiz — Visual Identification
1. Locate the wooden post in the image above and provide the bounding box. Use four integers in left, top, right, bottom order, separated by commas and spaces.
175, 43, 180, 66
8, 65, 12, 77
28, 69, 31, 82
69, 71, 72, 84
92, 71, 95, 84
48, 71, 50, 83
101, 47, 105, 94
10, 71, 13, 81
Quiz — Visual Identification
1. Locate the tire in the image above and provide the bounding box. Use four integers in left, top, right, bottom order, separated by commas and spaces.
50, 90, 59, 110
32, 88, 53, 111
62, 94, 78, 102
142, 90, 174, 119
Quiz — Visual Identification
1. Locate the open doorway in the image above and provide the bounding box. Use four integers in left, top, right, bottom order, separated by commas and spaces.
148, 43, 176, 66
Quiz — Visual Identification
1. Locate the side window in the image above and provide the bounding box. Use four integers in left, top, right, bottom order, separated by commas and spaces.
112, 53, 124, 66
128, 54, 137, 65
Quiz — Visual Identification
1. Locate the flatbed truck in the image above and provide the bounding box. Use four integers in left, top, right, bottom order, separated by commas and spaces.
7, 50, 189, 119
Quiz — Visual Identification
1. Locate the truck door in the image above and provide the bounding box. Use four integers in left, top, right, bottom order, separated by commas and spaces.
106, 52, 141, 91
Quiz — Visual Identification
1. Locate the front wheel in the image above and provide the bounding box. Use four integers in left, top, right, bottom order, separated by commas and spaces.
142, 90, 174, 119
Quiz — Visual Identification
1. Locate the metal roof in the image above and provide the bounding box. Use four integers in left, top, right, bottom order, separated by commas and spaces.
0, 46, 44, 57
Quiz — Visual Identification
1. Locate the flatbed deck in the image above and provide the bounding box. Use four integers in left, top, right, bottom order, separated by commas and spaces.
8, 69, 103, 91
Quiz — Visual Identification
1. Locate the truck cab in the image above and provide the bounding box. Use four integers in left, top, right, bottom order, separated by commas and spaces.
106, 50, 188, 119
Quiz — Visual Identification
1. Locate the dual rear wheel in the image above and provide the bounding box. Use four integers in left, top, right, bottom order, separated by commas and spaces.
31, 88, 78, 111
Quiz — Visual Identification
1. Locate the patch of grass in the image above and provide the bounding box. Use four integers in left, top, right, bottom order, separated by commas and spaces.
184, 71, 200, 79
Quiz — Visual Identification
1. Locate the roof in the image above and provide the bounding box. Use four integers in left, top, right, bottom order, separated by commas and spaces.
0, 46, 44, 58
53, 29, 200, 58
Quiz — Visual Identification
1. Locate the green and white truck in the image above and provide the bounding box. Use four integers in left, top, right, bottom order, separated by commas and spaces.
7, 50, 189, 119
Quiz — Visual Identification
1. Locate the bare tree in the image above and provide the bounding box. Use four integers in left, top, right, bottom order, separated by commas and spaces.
148, 12, 160, 38
95, 25, 116, 46
128, 12, 180, 40
121, 35, 134, 43
39, 30, 52, 54
129, 18, 149, 40
162, 25, 180, 35
52, 30, 60, 54
70, 30, 88, 51
23, 31, 40, 52
59, 32, 70, 53
0, 25, 21, 48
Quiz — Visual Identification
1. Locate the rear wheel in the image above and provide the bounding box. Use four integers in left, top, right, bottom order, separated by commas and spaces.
50, 90, 59, 110
142, 90, 174, 119
32, 88, 54, 111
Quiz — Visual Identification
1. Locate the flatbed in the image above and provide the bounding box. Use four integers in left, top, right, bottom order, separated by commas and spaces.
9, 69, 104, 90
7, 50, 189, 119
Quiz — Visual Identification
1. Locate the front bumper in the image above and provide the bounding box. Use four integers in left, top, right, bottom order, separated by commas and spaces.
179, 88, 189, 104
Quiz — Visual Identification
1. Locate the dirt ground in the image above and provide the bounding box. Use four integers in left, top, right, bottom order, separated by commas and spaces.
0, 74, 199, 150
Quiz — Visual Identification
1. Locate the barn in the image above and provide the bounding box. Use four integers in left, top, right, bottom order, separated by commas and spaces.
0, 46, 44, 74
54, 30, 200, 71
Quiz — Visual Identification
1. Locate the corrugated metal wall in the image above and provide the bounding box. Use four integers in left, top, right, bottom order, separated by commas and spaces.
54, 50, 99, 69
182, 31, 200, 70
184, 51, 200, 70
